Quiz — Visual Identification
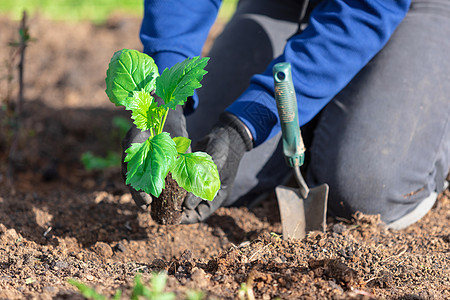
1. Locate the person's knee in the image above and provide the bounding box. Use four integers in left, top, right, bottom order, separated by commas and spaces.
309, 149, 437, 226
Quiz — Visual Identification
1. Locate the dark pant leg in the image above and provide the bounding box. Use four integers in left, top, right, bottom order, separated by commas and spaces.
307, 0, 450, 228
186, 0, 304, 205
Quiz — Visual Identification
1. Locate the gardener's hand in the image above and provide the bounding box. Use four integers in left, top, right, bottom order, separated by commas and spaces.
122, 103, 188, 210
181, 112, 253, 224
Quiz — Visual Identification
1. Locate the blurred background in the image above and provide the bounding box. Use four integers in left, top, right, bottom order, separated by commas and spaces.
0, 0, 239, 22
0, 0, 238, 183
0, 0, 237, 111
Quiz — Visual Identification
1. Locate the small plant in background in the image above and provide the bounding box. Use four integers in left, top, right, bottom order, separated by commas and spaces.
112, 116, 133, 140
238, 273, 255, 300
8, 11, 32, 116
81, 151, 122, 171
131, 273, 175, 300
0, 10, 34, 181
68, 272, 203, 300
68, 278, 122, 300
238, 282, 255, 300
185, 290, 204, 300
2, 11, 32, 116
80, 116, 131, 171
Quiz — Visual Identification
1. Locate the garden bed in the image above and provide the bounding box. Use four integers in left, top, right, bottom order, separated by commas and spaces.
0, 15, 448, 299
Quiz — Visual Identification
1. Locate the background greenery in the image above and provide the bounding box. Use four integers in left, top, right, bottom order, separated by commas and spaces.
0, 0, 239, 22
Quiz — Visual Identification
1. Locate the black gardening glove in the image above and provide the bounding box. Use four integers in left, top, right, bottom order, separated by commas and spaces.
181, 112, 253, 224
122, 102, 189, 210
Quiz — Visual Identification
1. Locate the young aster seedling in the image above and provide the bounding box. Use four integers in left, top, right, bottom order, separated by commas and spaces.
105, 49, 220, 201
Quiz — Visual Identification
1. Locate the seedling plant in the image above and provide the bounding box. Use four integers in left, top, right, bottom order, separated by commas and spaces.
69, 272, 204, 300
1, 10, 33, 181
105, 49, 220, 202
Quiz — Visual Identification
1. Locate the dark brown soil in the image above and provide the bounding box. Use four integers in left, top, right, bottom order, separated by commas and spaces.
151, 173, 186, 225
0, 15, 449, 300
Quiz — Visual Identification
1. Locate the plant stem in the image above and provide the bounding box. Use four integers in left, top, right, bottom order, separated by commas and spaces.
17, 10, 27, 116
159, 109, 169, 135
7, 10, 29, 182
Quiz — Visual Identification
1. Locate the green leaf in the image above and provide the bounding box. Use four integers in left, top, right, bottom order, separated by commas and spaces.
151, 272, 168, 294
131, 273, 175, 300
131, 274, 148, 300
112, 290, 122, 300
68, 279, 106, 300
171, 152, 220, 201
124, 133, 177, 197
173, 136, 191, 154
105, 49, 159, 110
81, 151, 121, 171
186, 290, 205, 300
112, 116, 132, 138
156, 56, 209, 110
129, 90, 167, 131
150, 273, 176, 300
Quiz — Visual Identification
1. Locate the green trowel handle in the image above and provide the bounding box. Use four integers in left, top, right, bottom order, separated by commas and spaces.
273, 62, 305, 168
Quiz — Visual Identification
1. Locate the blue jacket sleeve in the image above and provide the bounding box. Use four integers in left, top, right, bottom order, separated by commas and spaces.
140, 0, 221, 72
227, 0, 411, 146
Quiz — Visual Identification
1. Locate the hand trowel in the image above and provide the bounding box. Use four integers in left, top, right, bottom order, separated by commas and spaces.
273, 62, 329, 240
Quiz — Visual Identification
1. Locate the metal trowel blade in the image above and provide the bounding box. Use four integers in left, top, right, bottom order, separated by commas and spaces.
304, 183, 329, 233
275, 185, 306, 240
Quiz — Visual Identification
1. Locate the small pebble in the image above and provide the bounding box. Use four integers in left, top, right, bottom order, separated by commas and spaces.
328, 280, 344, 293
86, 275, 94, 281
5, 228, 20, 241
92, 242, 113, 258
152, 258, 166, 269
53, 261, 69, 270
332, 223, 347, 234
238, 241, 251, 248
190, 268, 208, 288
274, 257, 284, 264
43, 286, 57, 293
114, 242, 126, 253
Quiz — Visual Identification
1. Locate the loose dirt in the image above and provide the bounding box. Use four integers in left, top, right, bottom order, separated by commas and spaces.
0, 15, 448, 300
